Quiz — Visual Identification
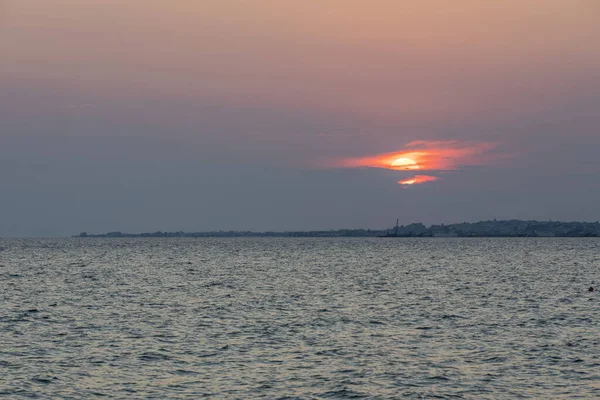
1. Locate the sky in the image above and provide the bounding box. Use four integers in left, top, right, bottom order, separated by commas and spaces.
1, 0, 600, 236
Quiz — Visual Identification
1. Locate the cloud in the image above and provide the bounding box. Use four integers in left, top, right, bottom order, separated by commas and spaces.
329, 140, 498, 185
399, 175, 439, 186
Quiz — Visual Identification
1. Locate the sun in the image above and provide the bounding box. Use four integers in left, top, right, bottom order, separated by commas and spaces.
391, 157, 419, 170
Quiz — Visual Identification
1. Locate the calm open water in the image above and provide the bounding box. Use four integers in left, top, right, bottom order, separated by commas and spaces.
0, 238, 599, 399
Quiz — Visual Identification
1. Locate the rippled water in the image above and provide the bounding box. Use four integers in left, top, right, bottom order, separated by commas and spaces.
1, 238, 599, 398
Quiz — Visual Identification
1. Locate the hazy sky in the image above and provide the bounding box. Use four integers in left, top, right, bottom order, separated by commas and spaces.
1, 1, 600, 236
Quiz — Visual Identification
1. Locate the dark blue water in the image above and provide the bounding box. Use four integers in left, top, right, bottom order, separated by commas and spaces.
1, 238, 598, 398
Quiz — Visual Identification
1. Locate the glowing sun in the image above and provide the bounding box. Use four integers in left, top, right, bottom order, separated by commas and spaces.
391, 157, 419, 170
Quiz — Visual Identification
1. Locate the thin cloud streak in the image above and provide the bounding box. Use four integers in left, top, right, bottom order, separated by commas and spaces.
332, 140, 498, 171
399, 175, 439, 186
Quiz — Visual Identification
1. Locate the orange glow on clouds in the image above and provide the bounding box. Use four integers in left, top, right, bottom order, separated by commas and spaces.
335, 141, 497, 171
331, 140, 497, 186
399, 175, 439, 186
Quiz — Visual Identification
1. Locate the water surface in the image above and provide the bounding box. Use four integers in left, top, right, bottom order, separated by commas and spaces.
1, 238, 598, 398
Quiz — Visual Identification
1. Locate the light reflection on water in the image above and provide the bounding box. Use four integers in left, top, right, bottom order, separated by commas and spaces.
0, 238, 599, 398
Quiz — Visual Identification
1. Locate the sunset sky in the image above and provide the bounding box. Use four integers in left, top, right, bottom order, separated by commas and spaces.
1, 1, 600, 236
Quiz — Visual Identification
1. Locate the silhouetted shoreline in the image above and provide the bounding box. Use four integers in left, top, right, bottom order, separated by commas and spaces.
76, 219, 600, 238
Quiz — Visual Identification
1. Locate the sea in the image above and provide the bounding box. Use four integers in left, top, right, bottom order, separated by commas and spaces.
0, 238, 598, 399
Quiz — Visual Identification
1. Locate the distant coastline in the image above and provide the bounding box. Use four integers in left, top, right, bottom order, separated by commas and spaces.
76, 219, 600, 238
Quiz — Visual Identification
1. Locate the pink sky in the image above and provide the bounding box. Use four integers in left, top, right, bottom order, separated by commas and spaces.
4, 1, 599, 123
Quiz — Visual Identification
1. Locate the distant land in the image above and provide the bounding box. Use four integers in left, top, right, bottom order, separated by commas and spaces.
77, 220, 600, 238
